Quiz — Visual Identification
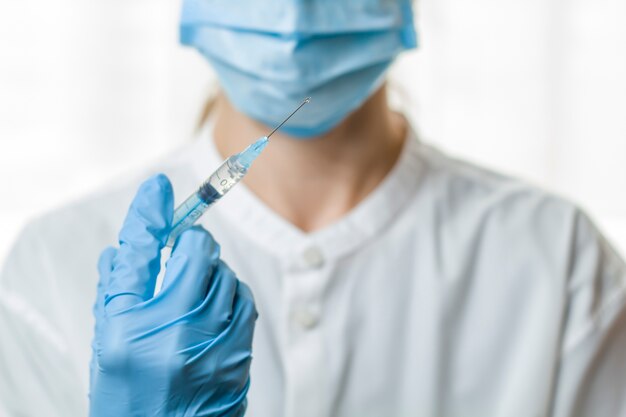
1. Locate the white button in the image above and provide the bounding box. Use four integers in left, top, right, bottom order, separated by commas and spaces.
301, 246, 324, 269
292, 309, 319, 329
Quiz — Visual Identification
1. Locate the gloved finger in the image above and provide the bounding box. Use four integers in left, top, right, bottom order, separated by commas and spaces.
159, 226, 220, 316
98, 247, 117, 283
95, 246, 117, 319
235, 280, 257, 321
184, 259, 239, 335
91, 246, 117, 388
160, 259, 239, 348
190, 260, 256, 338
206, 260, 240, 322
187, 280, 257, 375
220, 280, 258, 352
106, 174, 174, 314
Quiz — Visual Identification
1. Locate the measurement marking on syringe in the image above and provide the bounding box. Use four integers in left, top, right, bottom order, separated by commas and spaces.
170, 200, 204, 231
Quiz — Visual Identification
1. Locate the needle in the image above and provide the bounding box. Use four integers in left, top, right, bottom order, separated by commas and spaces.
266, 97, 311, 138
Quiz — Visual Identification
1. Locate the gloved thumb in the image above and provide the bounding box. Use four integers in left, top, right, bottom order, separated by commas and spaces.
106, 174, 174, 314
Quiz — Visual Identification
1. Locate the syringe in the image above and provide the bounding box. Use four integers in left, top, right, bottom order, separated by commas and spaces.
166, 97, 310, 247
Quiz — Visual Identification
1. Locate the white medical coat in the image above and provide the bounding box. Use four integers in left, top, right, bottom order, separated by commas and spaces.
1, 124, 625, 417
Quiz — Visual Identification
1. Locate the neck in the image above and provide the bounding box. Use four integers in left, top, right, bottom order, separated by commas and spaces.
212, 86, 407, 232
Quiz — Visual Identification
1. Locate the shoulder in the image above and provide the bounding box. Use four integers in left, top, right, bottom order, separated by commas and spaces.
416, 143, 624, 281
0, 177, 135, 299
417, 143, 579, 235
417, 141, 625, 286
2, 139, 204, 281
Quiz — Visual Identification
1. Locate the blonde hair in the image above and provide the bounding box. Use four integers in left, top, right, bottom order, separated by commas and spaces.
196, 91, 219, 132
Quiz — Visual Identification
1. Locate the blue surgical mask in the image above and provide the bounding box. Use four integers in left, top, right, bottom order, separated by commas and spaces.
180, 0, 417, 138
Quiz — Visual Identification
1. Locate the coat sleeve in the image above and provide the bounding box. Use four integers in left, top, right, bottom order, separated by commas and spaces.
0, 221, 88, 417
552, 209, 626, 417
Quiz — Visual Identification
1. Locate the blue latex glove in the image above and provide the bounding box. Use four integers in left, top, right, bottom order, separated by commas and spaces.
89, 174, 257, 417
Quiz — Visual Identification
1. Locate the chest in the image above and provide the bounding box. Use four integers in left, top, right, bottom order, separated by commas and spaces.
216, 229, 565, 417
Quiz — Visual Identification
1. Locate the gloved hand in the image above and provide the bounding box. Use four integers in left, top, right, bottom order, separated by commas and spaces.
89, 174, 257, 417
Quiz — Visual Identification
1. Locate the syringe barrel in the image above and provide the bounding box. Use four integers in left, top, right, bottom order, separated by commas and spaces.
165, 156, 248, 247
166, 192, 212, 247
202, 156, 248, 196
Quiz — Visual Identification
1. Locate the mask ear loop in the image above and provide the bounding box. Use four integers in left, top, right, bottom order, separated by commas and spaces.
196, 81, 221, 134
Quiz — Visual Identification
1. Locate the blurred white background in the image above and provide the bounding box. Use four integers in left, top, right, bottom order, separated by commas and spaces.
1, 0, 625, 263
